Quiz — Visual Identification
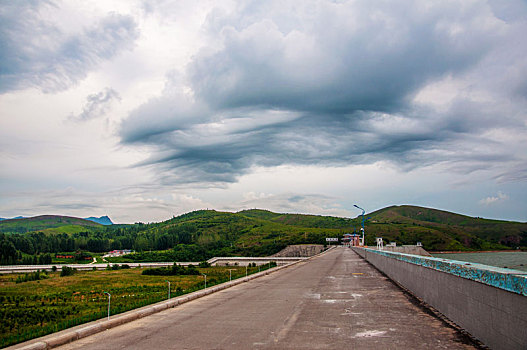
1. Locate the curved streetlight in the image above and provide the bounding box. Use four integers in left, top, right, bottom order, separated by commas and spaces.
354, 205, 365, 246
103, 291, 111, 321
202, 273, 207, 289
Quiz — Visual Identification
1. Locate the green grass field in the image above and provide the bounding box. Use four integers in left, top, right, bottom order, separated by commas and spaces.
0, 264, 266, 348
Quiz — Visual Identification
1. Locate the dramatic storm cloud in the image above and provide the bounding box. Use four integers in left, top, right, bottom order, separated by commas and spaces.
1, 0, 526, 222
121, 0, 527, 187
0, 1, 138, 93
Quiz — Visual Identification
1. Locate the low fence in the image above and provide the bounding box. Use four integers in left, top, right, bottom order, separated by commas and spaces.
353, 247, 527, 350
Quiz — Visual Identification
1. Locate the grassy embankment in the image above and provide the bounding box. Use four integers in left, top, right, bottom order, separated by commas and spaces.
0, 264, 270, 348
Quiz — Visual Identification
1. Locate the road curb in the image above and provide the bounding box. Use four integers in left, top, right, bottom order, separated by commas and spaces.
8, 248, 333, 350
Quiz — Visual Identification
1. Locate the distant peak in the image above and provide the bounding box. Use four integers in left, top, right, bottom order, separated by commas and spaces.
84, 216, 113, 225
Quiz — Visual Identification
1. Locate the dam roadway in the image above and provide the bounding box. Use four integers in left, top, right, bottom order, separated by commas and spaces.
55, 247, 476, 350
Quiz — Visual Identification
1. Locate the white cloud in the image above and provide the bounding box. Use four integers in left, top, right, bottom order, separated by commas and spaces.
70, 88, 121, 121
479, 191, 509, 206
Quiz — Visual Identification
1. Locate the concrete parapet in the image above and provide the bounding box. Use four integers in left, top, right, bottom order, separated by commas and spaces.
353, 247, 527, 350
42, 332, 78, 348
15, 342, 47, 350
152, 304, 168, 313
365, 245, 431, 256
75, 324, 101, 339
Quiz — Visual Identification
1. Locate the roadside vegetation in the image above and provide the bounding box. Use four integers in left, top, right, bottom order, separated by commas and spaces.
0, 263, 273, 348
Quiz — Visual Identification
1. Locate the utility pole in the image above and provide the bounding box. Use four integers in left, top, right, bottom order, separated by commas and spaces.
165, 280, 171, 299
354, 205, 366, 246
227, 269, 236, 281
103, 291, 111, 321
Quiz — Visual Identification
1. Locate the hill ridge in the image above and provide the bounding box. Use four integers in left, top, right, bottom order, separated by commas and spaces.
1, 206, 526, 254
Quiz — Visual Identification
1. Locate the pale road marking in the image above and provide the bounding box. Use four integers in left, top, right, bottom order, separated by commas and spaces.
305, 292, 321, 299
354, 330, 388, 338
274, 302, 303, 343
323, 299, 359, 303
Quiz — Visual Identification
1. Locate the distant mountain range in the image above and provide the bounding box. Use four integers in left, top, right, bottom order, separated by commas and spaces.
0, 216, 25, 221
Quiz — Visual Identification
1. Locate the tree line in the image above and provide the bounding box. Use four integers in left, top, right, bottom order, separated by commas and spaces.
0, 210, 329, 265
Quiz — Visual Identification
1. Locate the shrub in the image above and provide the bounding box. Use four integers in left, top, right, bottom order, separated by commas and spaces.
198, 261, 211, 268
60, 266, 76, 277
16, 270, 48, 283
142, 264, 200, 276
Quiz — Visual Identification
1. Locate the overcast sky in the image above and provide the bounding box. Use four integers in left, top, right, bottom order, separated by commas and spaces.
1, 0, 526, 223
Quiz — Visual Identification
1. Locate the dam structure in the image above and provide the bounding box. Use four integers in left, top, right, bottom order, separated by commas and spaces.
353, 246, 527, 350
9, 246, 526, 350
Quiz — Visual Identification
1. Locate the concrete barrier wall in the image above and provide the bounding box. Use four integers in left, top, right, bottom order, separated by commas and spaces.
353, 247, 527, 350
0, 257, 309, 274
363, 245, 431, 256
207, 256, 307, 266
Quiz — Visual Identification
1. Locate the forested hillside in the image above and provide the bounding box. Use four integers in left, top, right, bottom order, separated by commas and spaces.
366, 206, 527, 251
1, 206, 526, 265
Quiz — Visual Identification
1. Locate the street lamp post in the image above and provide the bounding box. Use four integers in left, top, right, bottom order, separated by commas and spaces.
202, 273, 207, 289
227, 269, 236, 281
354, 205, 365, 246
165, 280, 171, 299
245, 264, 248, 277
103, 291, 111, 321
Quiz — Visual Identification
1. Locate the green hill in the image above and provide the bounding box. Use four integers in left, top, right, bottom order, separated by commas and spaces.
114, 206, 526, 257
122, 209, 343, 258
0, 215, 101, 234
1, 206, 526, 265
239, 209, 352, 229
365, 205, 527, 251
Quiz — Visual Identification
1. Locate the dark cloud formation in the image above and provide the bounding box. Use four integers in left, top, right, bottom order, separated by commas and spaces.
70, 88, 120, 121
192, 2, 490, 113
0, 1, 138, 93
121, 0, 527, 185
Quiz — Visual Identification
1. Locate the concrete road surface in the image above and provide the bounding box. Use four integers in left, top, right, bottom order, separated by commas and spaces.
56, 247, 477, 349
